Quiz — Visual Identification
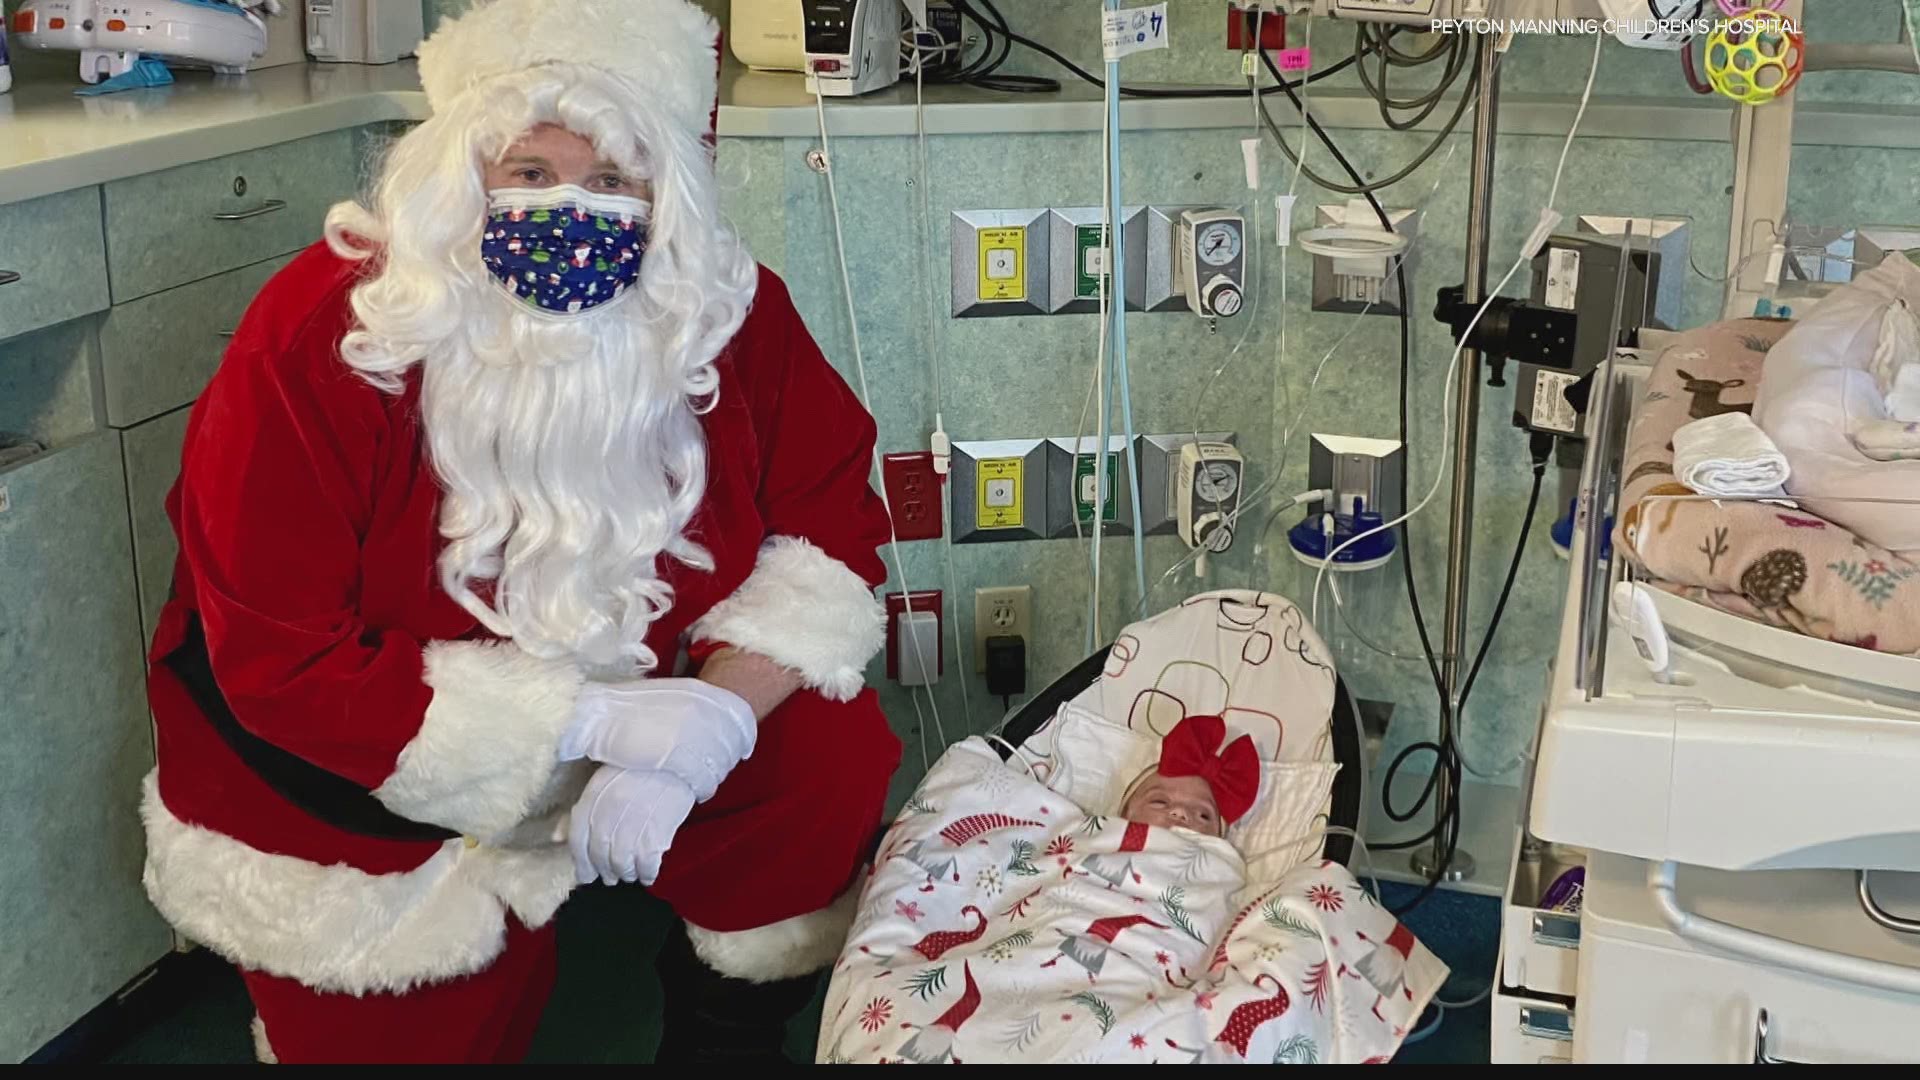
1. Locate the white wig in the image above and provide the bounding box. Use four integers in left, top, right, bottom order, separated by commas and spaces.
324, 64, 758, 674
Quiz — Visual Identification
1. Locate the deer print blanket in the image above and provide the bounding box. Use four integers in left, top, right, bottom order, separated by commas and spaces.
817, 739, 1447, 1064
1619, 317, 1920, 654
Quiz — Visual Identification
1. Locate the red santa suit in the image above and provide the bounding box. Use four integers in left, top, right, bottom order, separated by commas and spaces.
139, 241, 900, 1061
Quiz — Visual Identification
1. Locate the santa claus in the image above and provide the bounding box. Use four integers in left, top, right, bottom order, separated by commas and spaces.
137, 0, 900, 1064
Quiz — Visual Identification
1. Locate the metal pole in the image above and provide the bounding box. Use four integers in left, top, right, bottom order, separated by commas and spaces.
1412, 34, 1499, 884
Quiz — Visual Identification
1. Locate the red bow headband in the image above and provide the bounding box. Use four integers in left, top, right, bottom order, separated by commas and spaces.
1157, 715, 1260, 825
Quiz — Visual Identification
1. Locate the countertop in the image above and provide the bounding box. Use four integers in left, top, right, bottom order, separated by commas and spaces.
3, 51, 1916, 209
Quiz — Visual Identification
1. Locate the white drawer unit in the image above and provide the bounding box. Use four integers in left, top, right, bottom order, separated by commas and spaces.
1490, 970, 1575, 1065
1502, 831, 1586, 999
1574, 851, 1920, 1064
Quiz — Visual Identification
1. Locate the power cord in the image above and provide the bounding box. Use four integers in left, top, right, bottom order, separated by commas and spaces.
1257, 34, 1482, 195
949, 0, 1373, 99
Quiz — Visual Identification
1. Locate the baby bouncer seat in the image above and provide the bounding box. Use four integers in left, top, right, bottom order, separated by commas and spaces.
818, 591, 1444, 1064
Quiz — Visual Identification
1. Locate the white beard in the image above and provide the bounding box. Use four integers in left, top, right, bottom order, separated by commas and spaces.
421, 288, 713, 675
321, 61, 762, 672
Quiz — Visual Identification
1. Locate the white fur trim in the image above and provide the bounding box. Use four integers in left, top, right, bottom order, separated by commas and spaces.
685, 889, 858, 983
418, 0, 718, 139
690, 536, 885, 702
372, 639, 583, 839
251, 1015, 277, 1065
141, 773, 577, 996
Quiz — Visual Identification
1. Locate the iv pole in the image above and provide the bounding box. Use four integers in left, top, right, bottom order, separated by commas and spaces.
1414, 32, 1501, 884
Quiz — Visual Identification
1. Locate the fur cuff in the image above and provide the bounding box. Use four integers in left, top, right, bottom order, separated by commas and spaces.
685, 889, 858, 983
141, 773, 575, 996
690, 537, 884, 702
252, 1015, 277, 1065
373, 640, 583, 839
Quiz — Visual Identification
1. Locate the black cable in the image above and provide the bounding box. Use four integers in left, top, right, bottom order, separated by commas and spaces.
949, 0, 1370, 100
1258, 43, 1469, 914
1256, 42, 1480, 196
1367, 32, 1470, 131
957, 1, 1062, 94
1457, 439, 1552, 710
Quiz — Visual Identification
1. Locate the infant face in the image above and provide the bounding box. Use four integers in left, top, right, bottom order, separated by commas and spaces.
1122, 771, 1224, 837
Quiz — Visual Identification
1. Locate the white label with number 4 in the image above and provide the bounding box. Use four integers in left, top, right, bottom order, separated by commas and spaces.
1101, 3, 1169, 61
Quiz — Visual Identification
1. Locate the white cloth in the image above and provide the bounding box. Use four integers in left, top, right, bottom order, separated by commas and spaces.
1870, 301, 1920, 420
1671, 411, 1791, 497
819, 739, 1445, 1064
1752, 254, 1920, 554
1889, 352, 1920, 423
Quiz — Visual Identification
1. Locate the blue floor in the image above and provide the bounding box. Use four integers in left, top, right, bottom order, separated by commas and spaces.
77, 881, 1496, 1064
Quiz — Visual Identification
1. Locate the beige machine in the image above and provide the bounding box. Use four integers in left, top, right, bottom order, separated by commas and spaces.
729, 0, 807, 72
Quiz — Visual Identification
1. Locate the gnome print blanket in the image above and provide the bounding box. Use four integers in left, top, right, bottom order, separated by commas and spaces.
818, 739, 1447, 1064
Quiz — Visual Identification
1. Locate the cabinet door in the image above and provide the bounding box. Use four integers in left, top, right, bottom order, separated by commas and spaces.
98, 256, 292, 428
122, 407, 193, 646
0, 434, 172, 1062
102, 129, 357, 302
0, 188, 111, 345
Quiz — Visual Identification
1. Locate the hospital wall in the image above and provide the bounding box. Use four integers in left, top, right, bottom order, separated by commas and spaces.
674, 1, 1919, 810
424, 0, 1916, 806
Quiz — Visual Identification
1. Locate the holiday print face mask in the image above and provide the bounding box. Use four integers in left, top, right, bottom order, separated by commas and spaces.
480, 185, 649, 316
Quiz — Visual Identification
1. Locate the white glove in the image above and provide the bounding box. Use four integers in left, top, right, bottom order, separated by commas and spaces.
560, 678, 756, 802
568, 765, 694, 885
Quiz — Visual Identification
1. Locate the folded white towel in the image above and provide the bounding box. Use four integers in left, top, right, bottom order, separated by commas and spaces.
1673, 411, 1791, 498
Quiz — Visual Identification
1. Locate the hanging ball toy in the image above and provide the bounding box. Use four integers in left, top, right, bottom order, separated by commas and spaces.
1703, 8, 1804, 105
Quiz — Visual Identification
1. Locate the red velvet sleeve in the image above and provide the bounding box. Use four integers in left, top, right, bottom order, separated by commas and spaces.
172, 315, 431, 789
688, 272, 891, 700
747, 280, 891, 589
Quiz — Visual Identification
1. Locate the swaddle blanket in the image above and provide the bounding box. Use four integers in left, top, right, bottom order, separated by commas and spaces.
819, 739, 1447, 1064
1672, 411, 1790, 497
1752, 254, 1920, 554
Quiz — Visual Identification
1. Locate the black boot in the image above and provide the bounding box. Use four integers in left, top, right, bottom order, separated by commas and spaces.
652, 922, 822, 1064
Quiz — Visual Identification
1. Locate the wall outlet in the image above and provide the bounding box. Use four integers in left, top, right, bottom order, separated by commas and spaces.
886, 590, 943, 682
882, 451, 942, 541
973, 586, 1032, 673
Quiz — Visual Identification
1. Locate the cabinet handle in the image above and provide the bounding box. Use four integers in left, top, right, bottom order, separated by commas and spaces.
1857, 870, 1920, 935
212, 199, 287, 221
0, 270, 19, 287
218, 330, 237, 338
1752, 1008, 1815, 1064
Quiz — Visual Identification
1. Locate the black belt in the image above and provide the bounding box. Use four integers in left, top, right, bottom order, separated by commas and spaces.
159, 616, 459, 844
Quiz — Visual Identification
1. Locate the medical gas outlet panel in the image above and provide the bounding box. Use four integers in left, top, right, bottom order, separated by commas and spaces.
944, 433, 1240, 545
952, 206, 1246, 319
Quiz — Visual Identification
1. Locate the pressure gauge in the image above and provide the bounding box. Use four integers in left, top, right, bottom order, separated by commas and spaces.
1196, 221, 1242, 267
1195, 460, 1239, 503
1177, 441, 1245, 554
1178, 208, 1249, 319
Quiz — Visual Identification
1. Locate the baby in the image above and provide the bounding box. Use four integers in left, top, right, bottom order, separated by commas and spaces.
1117, 714, 1257, 839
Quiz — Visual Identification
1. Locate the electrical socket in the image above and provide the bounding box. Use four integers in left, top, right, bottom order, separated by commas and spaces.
973, 586, 1032, 673
882, 451, 943, 542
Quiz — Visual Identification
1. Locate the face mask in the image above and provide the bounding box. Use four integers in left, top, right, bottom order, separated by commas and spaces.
480, 185, 649, 316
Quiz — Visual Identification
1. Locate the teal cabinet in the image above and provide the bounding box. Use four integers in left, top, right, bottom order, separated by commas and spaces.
98, 256, 294, 428
0, 188, 111, 346
102, 129, 357, 302
122, 407, 193, 645
0, 433, 172, 1062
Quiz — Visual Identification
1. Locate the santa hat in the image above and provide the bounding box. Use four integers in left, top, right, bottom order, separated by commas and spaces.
417, 0, 720, 147
1086, 914, 1168, 944
930, 962, 982, 1032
